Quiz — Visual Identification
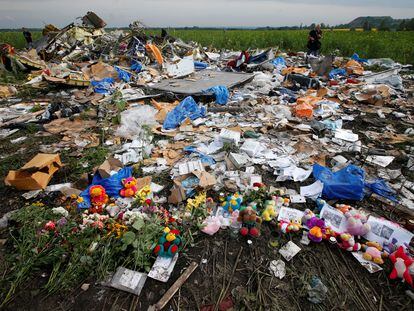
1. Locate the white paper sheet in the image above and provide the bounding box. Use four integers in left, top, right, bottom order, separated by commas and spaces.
364, 216, 414, 247
319, 206, 347, 233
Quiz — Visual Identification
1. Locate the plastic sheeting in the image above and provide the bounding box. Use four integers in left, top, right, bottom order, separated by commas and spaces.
313, 164, 365, 200
205, 85, 229, 105
115, 66, 131, 82
163, 96, 206, 130
91, 78, 115, 94
115, 105, 158, 138
329, 68, 346, 80
131, 60, 143, 73
78, 166, 133, 209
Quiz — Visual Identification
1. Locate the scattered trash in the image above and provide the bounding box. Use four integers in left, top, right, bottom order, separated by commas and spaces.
307, 276, 328, 304
109, 267, 147, 295
269, 259, 286, 279
279, 241, 301, 261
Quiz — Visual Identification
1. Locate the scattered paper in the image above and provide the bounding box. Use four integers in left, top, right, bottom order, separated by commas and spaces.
300, 180, 323, 199
290, 194, 306, 203
148, 254, 179, 282
278, 207, 304, 223
335, 129, 359, 142
110, 267, 147, 295
351, 252, 383, 273
319, 205, 347, 233
366, 155, 395, 168
269, 260, 286, 279
279, 241, 301, 261
364, 216, 414, 247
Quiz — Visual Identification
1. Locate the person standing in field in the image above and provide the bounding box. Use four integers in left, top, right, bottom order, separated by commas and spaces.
22, 28, 33, 47
307, 24, 322, 57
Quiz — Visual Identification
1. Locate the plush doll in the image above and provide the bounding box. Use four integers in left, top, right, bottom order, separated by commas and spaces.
221, 193, 243, 213
345, 209, 371, 237
262, 198, 277, 221
120, 177, 138, 197
389, 246, 414, 287
362, 241, 387, 265
154, 227, 182, 257
89, 185, 108, 213
307, 217, 326, 243
238, 205, 262, 237
336, 204, 352, 214
279, 219, 302, 234
323, 226, 338, 241
302, 209, 315, 226
338, 233, 361, 252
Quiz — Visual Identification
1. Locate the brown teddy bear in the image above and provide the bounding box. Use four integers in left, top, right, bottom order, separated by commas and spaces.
237, 204, 262, 237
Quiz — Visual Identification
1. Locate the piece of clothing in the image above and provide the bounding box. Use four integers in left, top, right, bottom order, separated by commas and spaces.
23, 31, 33, 44
307, 29, 322, 53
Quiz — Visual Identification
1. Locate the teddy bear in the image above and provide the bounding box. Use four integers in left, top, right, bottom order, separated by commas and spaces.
120, 177, 138, 197
306, 217, 326, 243
362, 241, 387, 265
261, 198, 277, 221
338, 233, 361, 252
238, 204, 262, 237
89, 185, 108, 213
336, 204, 352, 214
279, 219, 302, 233
221, 193, 243, 213
154, 227, 182, 257
302, 209, 315, 226
345, 209, 371, 237
389, 246, 414, 287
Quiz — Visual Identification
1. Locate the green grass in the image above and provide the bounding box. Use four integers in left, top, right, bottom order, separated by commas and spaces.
1, 29, 413, 64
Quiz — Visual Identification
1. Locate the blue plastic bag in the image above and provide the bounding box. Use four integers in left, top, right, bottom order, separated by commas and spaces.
328, 68, 346, 80
204, 85, 229, 105
313, 164, 365, 200
131, 60, 143, 73
351, 53, 368, 63
194, 61, 208, 70
271, 56, 286, 71
78, 166, 133, 209
365, 179, 398, 202
91, 78, 115, 94
163, 96, 206, 130
183, 146, 216, 166
115, 66, 131, 82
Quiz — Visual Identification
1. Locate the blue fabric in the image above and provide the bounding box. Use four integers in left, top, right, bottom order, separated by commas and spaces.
351, 53, 368, 63
328, 68, 346, 80
163, 96, 206, 130
271, 56, 286, 70
194, 61, 208, 70
204, 85, 229, 105
313, 164, 365, 200
131, 60, 143, 73
115, 66, 131, 82
91, 78, 115, 94
365, 179, 398, 202
78, 167, 133, 209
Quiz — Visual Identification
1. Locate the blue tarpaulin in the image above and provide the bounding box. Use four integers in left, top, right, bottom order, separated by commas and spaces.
115, 66, 131, 82
78, 167, 133, 209
91, 78, 115, 94
204, 85, 229, 105
163, 96, 206, 130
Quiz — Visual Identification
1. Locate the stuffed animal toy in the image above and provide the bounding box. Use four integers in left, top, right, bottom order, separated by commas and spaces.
262, 198, 277, 221
302, 209, 315, 226
345, 209, 371, 237
336, 204, 352, 214
307, 217, 326, 243
120, 177, 138, 197
279, 219, 302, 233
89, 185, 108, 213
389, 246, 414, 287
238, 205, 262, 237
338, 233, 361, 252
154, 227, 182, 257
221, 193, 243, 213
322, 226, 338, 241
362, 241, 387, 265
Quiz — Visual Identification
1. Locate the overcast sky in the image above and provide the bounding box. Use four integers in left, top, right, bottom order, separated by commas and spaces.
1, 0, 413, 28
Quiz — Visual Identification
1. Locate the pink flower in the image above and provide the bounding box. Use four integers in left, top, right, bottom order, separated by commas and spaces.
45, 221, 56, 231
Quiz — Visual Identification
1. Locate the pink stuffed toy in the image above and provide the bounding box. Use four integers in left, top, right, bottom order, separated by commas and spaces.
389, 246, 414, 287
338, 233, 361, 252
345, 209, 370, 237
120, 177, 138, 197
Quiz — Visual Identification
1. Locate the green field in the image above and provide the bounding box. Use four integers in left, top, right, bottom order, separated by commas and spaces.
1, 29, 414, 64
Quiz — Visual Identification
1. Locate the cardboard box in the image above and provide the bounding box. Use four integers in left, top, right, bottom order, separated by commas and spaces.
97, 157, 124, 178
5, 153, 62, 190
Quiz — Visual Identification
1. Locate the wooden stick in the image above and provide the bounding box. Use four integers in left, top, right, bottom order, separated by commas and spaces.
150, 262, 198, 311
